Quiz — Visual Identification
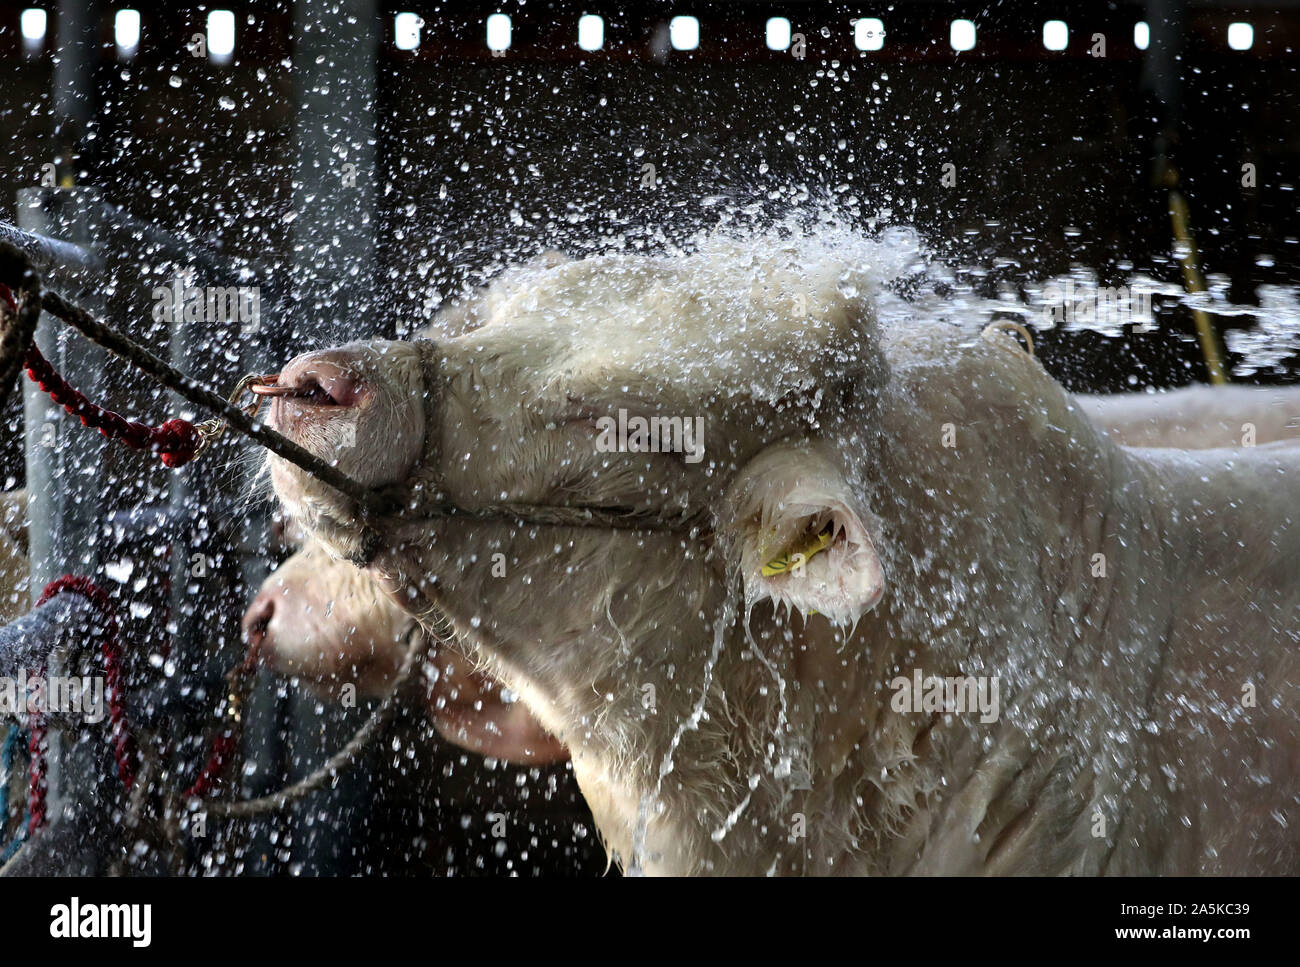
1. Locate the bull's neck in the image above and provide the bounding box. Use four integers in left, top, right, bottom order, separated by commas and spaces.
861, 420, 1177, 873
556, 435, 1182, 875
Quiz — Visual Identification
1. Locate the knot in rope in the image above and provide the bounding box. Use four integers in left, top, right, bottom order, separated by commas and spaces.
22, 344, 204, 468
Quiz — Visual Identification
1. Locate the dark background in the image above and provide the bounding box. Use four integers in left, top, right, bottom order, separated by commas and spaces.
1, 0, 1297, 875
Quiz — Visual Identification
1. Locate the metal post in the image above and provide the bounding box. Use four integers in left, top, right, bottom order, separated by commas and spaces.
52, 0, 104, 183
18, 188, 111, 850
291, 0, 381, 347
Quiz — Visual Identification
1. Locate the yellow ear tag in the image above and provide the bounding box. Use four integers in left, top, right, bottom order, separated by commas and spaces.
761, 524, 834, 577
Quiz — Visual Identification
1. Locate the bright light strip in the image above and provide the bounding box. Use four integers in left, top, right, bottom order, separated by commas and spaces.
578, 14, 603, 51
115, 9, 141, 55
207, 9, 235, 60
394, 12, 420, 50
670, 15, 699, 50
486, 13, 511, 51
950, 19, 975, 52
1043, 20, 1068, 51
855, 18, 884, 51
766, 17, 791, 51
20, 8, 46, 48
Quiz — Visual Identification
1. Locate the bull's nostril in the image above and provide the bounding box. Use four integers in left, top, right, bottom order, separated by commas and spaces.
297, 377, 337, 406
276, 361, 367, 408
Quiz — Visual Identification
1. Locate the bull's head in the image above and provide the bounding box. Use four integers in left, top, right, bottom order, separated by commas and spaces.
270, 250, 888, 656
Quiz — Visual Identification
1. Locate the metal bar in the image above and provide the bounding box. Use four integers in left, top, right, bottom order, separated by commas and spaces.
18, 188, 108, 827
279, 0, 383, 875
0, 206, 275, 296
1142, 0, 1229, 384
1168, 187, 1228, 384
86, 199, 279, 288
0, 223, 101, 276
292, 0, 381, 346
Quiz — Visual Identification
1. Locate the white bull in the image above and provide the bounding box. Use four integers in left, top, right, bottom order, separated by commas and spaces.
262, 241, 1300, 875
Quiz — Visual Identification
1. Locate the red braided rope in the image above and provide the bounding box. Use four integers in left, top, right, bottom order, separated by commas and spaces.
0, 283, 202, 468
24, 347, 202, 468
25, 707, 47, 836
25, 577, 140, 833
184, 731, 241, 801
19, 572, 250, 828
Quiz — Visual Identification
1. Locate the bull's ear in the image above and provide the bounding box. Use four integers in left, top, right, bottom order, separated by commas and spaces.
722, 441, 884, 626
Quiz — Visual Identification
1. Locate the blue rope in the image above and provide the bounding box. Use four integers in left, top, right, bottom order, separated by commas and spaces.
0, 726, 28, 862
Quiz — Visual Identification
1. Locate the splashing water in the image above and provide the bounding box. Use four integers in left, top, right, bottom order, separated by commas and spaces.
425, 207, 1300, 381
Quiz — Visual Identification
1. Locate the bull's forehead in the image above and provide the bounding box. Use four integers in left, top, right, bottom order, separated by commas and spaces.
443, 251, 877, 406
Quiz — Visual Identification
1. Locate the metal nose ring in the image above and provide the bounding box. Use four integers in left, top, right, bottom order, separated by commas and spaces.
248, 375, 305, 398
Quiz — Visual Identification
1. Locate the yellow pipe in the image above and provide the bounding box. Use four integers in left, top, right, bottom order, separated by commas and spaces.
1167, 185, 1228, 385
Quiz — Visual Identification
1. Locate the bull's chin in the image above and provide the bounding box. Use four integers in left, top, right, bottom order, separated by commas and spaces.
269, 458, 376, 564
